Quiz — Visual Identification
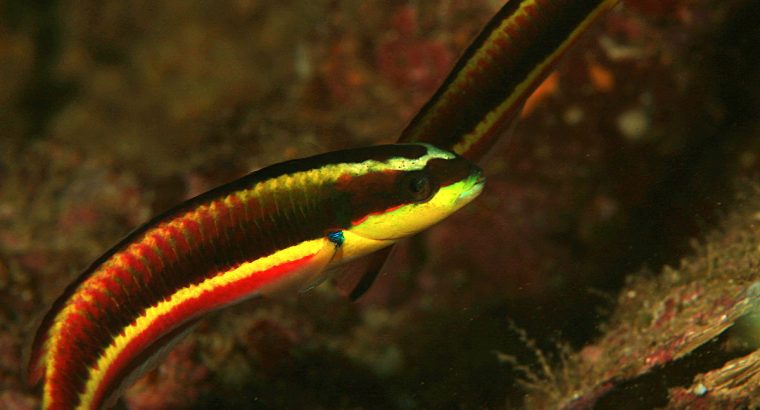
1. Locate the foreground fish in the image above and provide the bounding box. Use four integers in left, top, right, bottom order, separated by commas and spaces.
27, 143, 484, 410
334, 0, 623, 301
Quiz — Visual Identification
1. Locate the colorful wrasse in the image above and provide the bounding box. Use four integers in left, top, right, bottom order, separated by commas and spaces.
398, 0, 620, 161
27, 143, 484, 410
340, 0, 623, 301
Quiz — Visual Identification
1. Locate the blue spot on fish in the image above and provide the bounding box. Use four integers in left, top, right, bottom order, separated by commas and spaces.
327, 231, 345, 247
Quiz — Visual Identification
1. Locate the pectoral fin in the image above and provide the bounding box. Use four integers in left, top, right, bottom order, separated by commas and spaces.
348, 245, 393, 301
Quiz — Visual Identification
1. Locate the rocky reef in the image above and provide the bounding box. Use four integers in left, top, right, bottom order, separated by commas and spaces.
1, 0, 758, 408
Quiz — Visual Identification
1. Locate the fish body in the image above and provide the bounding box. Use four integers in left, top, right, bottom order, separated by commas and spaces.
342, 0, 621, 300
28, 143, 484, 410
399, 0, 620, 161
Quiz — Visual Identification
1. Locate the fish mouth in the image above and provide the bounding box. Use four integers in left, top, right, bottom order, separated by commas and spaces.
456, 169, 485, 204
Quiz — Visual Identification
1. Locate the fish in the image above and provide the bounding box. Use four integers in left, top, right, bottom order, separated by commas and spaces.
342, 0, 620, 299
27, 143, 485, 410
398, 0, 620, 161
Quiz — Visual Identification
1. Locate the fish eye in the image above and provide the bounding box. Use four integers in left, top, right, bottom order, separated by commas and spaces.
403, 172, 433, 202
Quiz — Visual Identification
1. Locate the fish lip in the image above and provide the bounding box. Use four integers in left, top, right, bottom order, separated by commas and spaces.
455, 172, 485, 204
470, 167, 486, 187
472, 165, 485, 185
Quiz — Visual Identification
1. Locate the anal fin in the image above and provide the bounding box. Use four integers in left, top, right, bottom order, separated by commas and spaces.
104, 317, 203, 410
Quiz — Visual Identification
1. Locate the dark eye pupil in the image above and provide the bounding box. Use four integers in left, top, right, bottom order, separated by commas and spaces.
406, 174, 432, 201
410, 177, 426, 193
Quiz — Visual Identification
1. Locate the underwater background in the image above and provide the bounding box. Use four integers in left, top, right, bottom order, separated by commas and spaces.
1, 0, 758, 408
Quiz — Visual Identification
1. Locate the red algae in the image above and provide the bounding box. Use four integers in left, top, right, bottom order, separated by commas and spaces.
375, 5, 454, 109
125, 342, 210, 410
